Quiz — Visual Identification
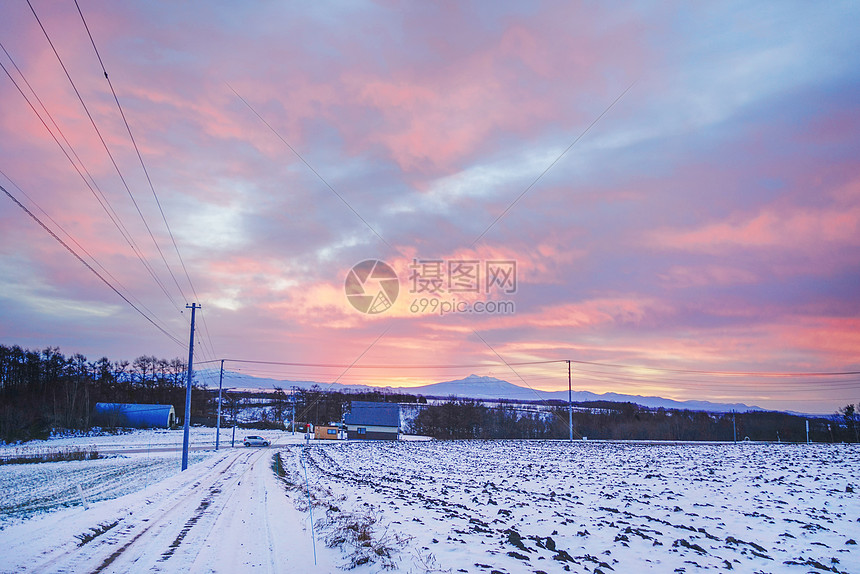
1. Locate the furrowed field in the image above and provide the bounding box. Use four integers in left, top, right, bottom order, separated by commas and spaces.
284, 440, 860, 573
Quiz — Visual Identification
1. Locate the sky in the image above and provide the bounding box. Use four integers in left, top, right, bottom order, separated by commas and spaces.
1, 1, 858, 413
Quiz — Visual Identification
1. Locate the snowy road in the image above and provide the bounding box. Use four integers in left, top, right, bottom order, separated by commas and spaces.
0, 444, 331, 573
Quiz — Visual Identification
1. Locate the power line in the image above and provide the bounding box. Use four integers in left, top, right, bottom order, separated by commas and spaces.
74, 0, 188, 304
517, 370, 860, 390
0, 44, 180, 314
296, 326, 392, 422
229, 366, 419, 380
195, 356, 857, 379
194, 306, 219, 374
194, 356, 859, 409
0, 42, 122, 227
471, 82, 635, 246
471, 329, 576, 433
569, 359, 860, 378
1, 182, 184, 348
27, 0, 186, 313
227, 363, 860, 389
73, 0, 220, 361
0, 168, 165, 326
195, 358, 565, 368
567, 365, 860, 388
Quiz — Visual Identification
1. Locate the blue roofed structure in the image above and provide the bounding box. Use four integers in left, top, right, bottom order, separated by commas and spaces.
343, 401, 400, 440
94, 403, 176, 428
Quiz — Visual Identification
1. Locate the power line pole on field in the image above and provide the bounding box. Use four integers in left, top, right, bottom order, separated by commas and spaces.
181, 303, 199, 471
567, 360, 573, 442
216, 359, 224, 451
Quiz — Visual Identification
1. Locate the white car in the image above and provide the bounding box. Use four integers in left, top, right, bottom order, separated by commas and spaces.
243, 435, 270, 447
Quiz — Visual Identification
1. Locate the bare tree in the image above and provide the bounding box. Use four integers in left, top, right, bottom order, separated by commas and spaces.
840, 404, 859, 442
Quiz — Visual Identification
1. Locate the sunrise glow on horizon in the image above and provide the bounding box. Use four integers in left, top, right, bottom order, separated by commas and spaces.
1, 1, 858, 412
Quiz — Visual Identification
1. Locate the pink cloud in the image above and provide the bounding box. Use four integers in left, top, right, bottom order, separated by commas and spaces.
650, 188, 860, 269
775, 316, 860, 365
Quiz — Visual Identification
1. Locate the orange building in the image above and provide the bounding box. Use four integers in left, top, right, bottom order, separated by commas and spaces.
314, 425, 341, 440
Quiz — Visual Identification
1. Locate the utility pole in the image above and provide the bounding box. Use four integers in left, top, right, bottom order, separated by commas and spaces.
291, 388, 296, 435
181, 303, 199, 471
216, 359, 224, 451
231, 392, 237, 448
567, 360, 573, 442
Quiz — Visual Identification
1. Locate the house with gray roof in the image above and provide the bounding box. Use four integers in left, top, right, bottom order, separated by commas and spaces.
343, 401, 400, 440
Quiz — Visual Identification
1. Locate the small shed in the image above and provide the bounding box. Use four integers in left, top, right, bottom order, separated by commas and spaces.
343, 401, 400, 440
314, 425, 341, 440
94, 403, 176, 428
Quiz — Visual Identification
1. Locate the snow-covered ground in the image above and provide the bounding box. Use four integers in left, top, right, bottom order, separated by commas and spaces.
289, 441, 860, 573
0, 435, 857, 573
0, 430, 331, 573
0, 428, 299, 530
0, 450, 212, 528
1, 426, 273, 453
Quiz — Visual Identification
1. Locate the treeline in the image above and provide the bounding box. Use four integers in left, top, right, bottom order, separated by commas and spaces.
410, 399, 553, 439
293, 386, 424, 427
174, 385, 426, 430
3, 343, 856, 444
408, 398, 858, 442
0, 344, 208, 442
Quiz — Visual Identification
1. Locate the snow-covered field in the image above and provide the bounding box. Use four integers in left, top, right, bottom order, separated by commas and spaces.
0, 450, 213, 528
0, 428, 297, 530
288, 441, 860, 573
0, 426, 262, 453
0, 429, 327, 573
0, 434, 857, 573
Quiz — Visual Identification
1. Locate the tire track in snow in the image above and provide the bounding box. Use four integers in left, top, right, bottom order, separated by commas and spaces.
89, 449, 258, 573
183, 449, 283, 573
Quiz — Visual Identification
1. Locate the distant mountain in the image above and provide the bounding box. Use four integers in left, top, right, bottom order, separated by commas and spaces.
194, 369, 378, 394
406, 374, 763, 413
196, 370, 762, 413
